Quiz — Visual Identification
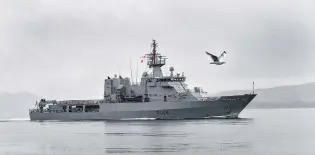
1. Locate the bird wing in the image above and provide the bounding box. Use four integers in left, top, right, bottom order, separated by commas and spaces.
205, 51, 219, 62
218, 51, 227, 60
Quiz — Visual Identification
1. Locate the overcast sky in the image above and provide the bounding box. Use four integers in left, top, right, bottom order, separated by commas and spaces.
1, 0, 315, 100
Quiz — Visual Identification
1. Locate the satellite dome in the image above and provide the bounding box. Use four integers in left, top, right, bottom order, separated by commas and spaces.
169, 67, 174, 72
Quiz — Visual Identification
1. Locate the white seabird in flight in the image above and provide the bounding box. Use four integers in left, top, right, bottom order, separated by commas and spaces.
205, 51, 227, 65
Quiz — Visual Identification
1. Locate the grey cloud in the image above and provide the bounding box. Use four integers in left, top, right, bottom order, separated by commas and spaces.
0, 0, 314, 97
219, 17, 315, 78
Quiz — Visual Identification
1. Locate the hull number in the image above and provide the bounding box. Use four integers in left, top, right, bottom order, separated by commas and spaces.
156, 110, 169, 115
225, 108, 231, 114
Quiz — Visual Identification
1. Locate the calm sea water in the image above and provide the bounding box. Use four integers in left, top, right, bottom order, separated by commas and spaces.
0, 108, 315, 155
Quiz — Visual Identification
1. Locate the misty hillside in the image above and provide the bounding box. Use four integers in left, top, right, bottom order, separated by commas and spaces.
0, 92, 40, 119
214, 82, 315, 108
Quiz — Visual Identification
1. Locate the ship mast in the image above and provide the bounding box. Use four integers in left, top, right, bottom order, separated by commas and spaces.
147, 39, 166, 78
152, 40, 157, 65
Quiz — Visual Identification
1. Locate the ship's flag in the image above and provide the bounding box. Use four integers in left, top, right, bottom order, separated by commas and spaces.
140, 55, 146, 63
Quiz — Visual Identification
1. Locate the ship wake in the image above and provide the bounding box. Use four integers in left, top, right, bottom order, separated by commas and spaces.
119, 118, 158, 121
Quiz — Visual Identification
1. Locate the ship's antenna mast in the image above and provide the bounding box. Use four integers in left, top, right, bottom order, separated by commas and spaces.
150, 39, 158, 77
136, 58, 139, 85
129, 57, 134, 84
252, 81, 255, 94
118, 66, 121, 76
151, 39, 157, 65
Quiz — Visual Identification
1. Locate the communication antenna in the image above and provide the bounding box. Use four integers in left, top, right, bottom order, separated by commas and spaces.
129, 57, 134, 84
136, 58, 139, 85
118, 66, 121, 77
252, 81, 255, 94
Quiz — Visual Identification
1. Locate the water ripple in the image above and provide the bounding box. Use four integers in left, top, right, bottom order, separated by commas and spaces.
105, 132, 188, 137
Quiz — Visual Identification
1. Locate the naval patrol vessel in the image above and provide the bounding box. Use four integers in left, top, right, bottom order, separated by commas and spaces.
29, 40, 257, 121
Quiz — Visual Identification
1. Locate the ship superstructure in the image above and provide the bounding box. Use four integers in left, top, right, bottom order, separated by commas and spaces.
29, 40, 256, 121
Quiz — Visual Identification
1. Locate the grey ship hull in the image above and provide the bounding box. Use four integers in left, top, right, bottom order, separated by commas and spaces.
29, 94, 256, 121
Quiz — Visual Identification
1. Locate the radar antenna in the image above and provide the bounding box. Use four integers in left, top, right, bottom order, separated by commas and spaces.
151, 39, 158, 64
